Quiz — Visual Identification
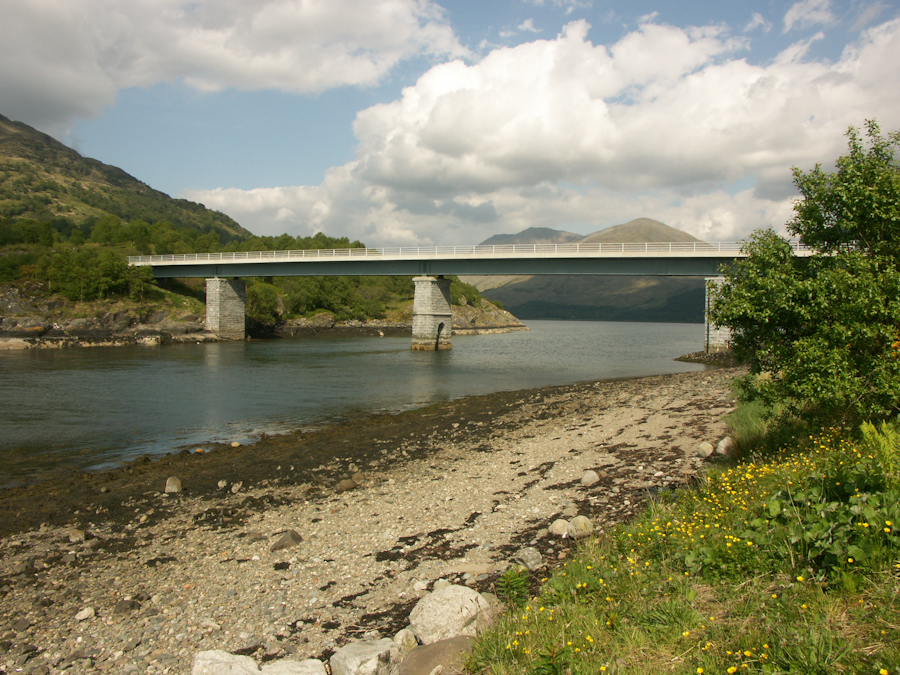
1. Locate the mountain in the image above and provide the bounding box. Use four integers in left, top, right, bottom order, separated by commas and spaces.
0, 113, 251, 240
480, 226, 583, 246
471, 219, 707, 323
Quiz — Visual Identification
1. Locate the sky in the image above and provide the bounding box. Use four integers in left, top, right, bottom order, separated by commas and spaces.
3, 0, 900, 246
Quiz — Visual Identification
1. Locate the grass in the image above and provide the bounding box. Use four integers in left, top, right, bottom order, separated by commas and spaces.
469, 405, 900, 674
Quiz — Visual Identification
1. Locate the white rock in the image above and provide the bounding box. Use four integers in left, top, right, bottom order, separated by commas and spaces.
74, 607, 95, 621
409, 584, 490, 645
330, 639, 395, 675
567, 516, 593, 540
262, 659, 328, 675
231, 441, 242, 448
192, 650, 260, 674
165, 476, 183, 493
580, 470, 600, 487
716, 437, 734, 456
695, 442, 715, 459
549, 519, 569, 537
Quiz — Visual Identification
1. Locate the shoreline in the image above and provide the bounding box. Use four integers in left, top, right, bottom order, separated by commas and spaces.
0, 367, 741, 674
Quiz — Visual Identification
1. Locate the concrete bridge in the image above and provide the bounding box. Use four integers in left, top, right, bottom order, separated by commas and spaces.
128, 241, 812, 351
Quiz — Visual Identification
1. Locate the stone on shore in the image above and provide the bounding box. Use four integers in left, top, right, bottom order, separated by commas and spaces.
270, 530, 303, 552
716, 436, 734, 456
549, 519, 569, 537
165, 476, 183, 493
74, 607, 95, 621
397, 636, 475, 675
330, 638, 395, 675
409, 584, 489, 644
514, 546, 543, 570
262, 659, 328, 675
567, 515, 593, 539
192, 650, 260, 674
696, 441, 715, 459
338, 479, 358, 492
580, 470, 600, 487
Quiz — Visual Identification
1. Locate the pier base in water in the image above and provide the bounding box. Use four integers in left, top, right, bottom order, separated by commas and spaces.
411, 276, 452, 351
705, 276, 730, 353
206, 278, 246, 340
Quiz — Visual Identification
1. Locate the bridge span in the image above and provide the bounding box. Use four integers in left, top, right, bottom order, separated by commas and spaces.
128, 241, 811, 350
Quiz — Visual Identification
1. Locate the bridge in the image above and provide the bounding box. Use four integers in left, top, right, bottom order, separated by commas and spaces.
128, 241, 812, 350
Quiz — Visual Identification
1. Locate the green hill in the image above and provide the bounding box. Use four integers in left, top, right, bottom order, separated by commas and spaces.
0, 113, 251, 241
474, 219, 707, 323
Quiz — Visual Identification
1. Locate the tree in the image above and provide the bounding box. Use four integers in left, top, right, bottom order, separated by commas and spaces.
710, 122, 900, 425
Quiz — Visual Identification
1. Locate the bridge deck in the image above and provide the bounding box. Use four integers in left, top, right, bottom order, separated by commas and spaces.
128, 241, 811, 278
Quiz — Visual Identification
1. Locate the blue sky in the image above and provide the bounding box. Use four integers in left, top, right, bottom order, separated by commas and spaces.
3, 0, 900, 245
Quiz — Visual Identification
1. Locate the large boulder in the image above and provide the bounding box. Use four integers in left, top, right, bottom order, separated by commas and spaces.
409, 584, 490, 645
398, 636, 475, 675
192, 650, 260, 675
330, 639, 395, 675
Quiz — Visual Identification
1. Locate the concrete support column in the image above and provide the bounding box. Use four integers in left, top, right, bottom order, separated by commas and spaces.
411, 276, 452, 351
206, 278, 246, 340
705, 276, 731, 353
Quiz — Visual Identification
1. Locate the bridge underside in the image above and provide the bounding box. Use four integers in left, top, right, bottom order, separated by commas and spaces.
148, 256, 731, 279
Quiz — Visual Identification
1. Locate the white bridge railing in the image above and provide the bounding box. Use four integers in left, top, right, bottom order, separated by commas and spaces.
129, 241, 812, 265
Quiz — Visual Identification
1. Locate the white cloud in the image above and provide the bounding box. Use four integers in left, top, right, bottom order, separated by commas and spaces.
744, 12, 773, 33
0, 0, 467, 137
783, 0, 836, 33
518, 19, 541, 33
191, 16, 900, 247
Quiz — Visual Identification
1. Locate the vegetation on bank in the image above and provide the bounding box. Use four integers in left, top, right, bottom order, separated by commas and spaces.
0, 113, 485, 326
470, 122, 900, 674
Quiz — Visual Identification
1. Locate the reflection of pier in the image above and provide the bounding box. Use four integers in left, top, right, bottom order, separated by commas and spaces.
129, 242, 813, 350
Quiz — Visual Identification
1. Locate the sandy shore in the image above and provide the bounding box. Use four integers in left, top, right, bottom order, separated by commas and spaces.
0, 366, 741, 674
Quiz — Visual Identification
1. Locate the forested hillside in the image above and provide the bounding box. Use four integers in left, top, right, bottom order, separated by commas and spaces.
0, 113, 485, 329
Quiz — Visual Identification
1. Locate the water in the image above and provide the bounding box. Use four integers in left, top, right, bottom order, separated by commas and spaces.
0, 320, 707, 485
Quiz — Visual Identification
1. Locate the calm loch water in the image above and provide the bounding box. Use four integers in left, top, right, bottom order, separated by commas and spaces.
0, 320, 707, 486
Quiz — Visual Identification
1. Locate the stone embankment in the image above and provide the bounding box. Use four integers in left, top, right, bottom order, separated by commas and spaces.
0, 367, 740, 674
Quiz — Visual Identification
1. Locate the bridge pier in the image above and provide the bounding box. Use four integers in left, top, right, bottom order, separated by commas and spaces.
705, 277, 731, 353
206, 278, 246, 340
412, 276, 452, 351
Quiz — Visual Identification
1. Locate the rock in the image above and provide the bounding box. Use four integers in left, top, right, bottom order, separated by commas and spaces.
398, 636, 475, 675
374, 629, 418, 675
231, 441, 242, 448
164, 476, 183, 493
231, 481, 243, 494
696, 442, 714, 459
514, 547, 543, 570
66, 528, 86, 543
338, 479, 358, 492
192, 650, 260, 674
580, 470, 600, 487
409, 585, 490, 645
114, 599, 140, 613
262, 659, 328, 675
13, 618, 31, 632
432, 579, 451, 591
716, 437, 734, 456
567, 516, 593, 540
548, 519, 569, 537
218, 480, 228, 489
270, 530, 303, 552
74, 607, 95, 621
351, 472, 365, 484
330, 638, 395, 675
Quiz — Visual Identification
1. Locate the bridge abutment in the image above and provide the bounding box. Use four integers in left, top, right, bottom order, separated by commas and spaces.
705, 277, 731, 352
206, 278, 246, 340
411, 276, 452, 351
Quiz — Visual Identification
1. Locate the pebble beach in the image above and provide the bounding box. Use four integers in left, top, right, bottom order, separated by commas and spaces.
0, 366, 741, 674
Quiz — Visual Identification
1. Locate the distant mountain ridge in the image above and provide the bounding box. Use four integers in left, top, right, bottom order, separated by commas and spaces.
0, 113, 251, 240
468, 218, 707, 323
480, 226, 583, 246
